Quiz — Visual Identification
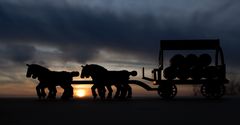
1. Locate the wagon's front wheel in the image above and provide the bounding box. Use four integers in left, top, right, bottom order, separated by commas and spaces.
200, 84, 210, 98
158, 82, 177, 99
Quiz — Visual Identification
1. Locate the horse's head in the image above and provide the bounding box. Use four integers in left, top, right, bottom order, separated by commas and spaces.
80, 65, 91, 78
80, 64, 107, 79
26, 64, 37, 79
26, 64, 48, 79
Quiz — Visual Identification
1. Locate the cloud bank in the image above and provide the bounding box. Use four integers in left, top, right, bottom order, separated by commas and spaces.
0, 0, 240, 84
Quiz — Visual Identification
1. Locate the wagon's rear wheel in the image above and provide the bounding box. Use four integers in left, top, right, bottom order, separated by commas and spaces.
201, 83, 225, 99
213, 84, 225, 98
158, 82, 177, 99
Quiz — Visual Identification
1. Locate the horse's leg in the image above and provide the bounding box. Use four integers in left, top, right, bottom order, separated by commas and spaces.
106, 85, 113, 99
47, 85, 53, 99
69, 85, 73, 98
67, 85, 73, 99
61, 89, 66, 99
47, 85, 57, 99
52, 86, 57, 98
114, 84, 121, 99
61, 85, 73, 100
40, 85, 47, 98
60, 84, 68, 100
36, 83, 46, 99
41, 88, 46, 98
36, 84, 41, 99
61, 88, 68, 100
91, 85, 98, 99
97, 85, 106, 100
120, 83, 128, 99
126, 84, 132, 98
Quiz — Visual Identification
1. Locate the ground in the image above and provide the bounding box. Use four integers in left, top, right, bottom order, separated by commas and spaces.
0, 96, 239, 125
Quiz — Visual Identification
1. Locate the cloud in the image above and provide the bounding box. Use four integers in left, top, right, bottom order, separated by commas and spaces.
0, 43, 36, 64
0, 0, 163, 64
0, 0, 240, 72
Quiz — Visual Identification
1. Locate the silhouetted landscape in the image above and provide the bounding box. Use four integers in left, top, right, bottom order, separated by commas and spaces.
1, 96, 240, 125
1, 0, 240, 125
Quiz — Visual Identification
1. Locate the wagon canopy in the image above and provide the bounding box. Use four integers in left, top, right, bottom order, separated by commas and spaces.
159, 39, 225, 67
160, 39, 220, 50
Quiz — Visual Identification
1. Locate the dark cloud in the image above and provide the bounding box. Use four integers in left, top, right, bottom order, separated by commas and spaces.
61, 45, 100, 63
0, 0, 161, 64
0, 43, 35, 63
0, 0, 240, 72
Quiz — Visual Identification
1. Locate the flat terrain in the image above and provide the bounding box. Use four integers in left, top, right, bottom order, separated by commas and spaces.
0, 96, 240, 125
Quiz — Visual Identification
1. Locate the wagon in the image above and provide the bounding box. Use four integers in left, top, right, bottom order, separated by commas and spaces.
72, 39, 229, 99
142, 39, 229, 99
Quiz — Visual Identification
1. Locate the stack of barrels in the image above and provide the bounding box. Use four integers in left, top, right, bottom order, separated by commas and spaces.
164, 54, 217, 80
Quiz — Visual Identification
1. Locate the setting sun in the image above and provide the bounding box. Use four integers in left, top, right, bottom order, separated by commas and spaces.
74, 89, 86, 97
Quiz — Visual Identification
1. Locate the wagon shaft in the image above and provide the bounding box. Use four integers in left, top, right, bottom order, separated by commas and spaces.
71, 80, 158, 91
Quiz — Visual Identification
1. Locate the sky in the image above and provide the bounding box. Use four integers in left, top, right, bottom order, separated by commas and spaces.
0, 0, 240, 97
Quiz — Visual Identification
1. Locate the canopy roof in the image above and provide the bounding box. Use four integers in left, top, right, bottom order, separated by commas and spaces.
160, 39, 220, 50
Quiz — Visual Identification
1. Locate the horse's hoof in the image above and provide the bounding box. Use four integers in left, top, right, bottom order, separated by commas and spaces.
119, 96, 127, 100
42, 94, 46, 98
47, 96, 56, 100
61, 96, 70, 100
61, 98, 70, 101
100, 96, 105, 100
127, 95, 132, 99
106, 96, 112, 100
114, 95, 119, 99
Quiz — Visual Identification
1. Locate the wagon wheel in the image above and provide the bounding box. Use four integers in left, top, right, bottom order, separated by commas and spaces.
201, 83, 225, 99
211, 84, 225, 98
200, 84, 211, 98
158, 82, 177, 99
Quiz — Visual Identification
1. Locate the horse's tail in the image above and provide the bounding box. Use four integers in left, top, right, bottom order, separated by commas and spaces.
71, 71, 79, 77
129, 71, 137, 76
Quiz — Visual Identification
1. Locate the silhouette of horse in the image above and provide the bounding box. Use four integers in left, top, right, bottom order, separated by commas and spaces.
26, 64, 79, 100
80, 64, 137, 99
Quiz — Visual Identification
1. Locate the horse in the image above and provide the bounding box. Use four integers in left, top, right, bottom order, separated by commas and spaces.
80, 64, 137, 100
26, 64, 79, 100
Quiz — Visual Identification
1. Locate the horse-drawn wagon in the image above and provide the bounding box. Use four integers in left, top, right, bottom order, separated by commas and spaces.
73, 39, 229, 99
27, 39, 229, 100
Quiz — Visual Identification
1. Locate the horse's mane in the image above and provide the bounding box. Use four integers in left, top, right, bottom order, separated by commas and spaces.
87, 64, 108, 72
30, 64, 50, 72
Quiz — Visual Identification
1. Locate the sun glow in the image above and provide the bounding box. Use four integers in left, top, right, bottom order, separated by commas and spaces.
74, 89, 86, 97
